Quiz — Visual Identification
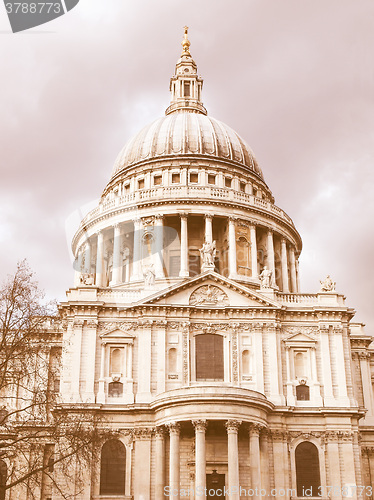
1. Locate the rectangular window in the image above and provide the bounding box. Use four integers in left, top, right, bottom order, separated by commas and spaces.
196, 334, 224, 381
172, 173, 180, 184
208, 174, 216, 185
154, 175, 162, 186
189, 172, 198, 183
225, 177, 232, 188
240, 182, 246, 192
169, 255, 181, 277
138, 179, 145, 190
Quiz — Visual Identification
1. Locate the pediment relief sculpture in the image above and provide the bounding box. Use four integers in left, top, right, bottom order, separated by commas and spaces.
189, 285, 229, 307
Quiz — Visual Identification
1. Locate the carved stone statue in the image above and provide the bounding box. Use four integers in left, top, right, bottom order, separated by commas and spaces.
200, 240, 216, 271
143, 264, 155, 287
319, 275, 336, 292
80, 273, 95, 286
189, 285, 229, 306
259, 266, 273, 289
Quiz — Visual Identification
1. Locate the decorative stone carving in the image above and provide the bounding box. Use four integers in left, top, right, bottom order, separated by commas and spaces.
73, 319, 84, 327
191, 322, 229, 334
154, 426, 166, 438
259, 266, 273, 289
319, 275, 336, 292
192, 420, 208, 432
200, 240, 216, 271
282, 326, 319, 339
166, 422, 181, 435
232, 330, 239, 382
249, 423, 265, 435
79, 273, 95, 286
134, 428, 153, 440
189, 285, 229, 306
143, 263, 155, 287
99, 321, 137, 332
225, 420, 242, 432
182, 328, 189, 385
86, 319, 98, 328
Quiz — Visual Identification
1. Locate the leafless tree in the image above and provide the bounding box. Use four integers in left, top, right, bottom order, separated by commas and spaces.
0, 261, 111, 499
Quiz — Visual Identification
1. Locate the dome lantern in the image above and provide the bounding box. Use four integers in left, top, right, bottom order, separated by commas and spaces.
165, 27, 207, 116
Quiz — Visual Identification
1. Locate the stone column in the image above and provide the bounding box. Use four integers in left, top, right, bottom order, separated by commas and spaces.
95, 231, 105, 287
260, 429, 270, 494
326, 432, 342, 500
179, 214, 189, 278
280, 238, 289, 292
74, 249, 83, 286
266, 230, 275, 285
289, 246, 297, 293
155, 427, 166, 500
84, 240, 91, 274
168, 422, 181, 499
112, 224, 122, 285
249, 424, 262, 497
192, 420, 207, 498
131, 218, 142, 281
134, 429, 152, 500
360, 353, 374, 417
225, 420, 241, 500
97, 342, 106, 404
228, 217, 237, 279
205, 215, 213, 244
71, 319, 84, 401
250, 224, 258, 279
154, 215, 165, 278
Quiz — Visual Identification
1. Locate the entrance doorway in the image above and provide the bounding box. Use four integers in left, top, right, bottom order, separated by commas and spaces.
206, 470, 225, 499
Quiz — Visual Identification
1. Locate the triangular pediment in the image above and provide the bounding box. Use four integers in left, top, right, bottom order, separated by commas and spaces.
284, 332, 316, 345
129, 272, 281, 309
100, 327, 135, 341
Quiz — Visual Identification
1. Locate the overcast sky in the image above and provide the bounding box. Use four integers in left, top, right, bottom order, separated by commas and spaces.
0, 0, 373, 327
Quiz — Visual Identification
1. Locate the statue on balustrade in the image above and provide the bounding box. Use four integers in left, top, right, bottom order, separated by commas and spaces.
143, 263, 155, 287
259, 266, 273, 289
200, 240, 216, 271
319, 275, 336, 292
80, 273, 94, 286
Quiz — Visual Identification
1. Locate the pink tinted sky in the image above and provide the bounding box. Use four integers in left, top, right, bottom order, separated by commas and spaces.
0, 0, 373, 326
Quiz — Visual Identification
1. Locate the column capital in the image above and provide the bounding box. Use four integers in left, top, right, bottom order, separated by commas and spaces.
192, 420, 208, 432
225, 419, 242, 432
155, 426, 167, 438
167, 422, 181, 435
204, 214, 213, 221
228, 216, 237, 223
249, 423, 265, 436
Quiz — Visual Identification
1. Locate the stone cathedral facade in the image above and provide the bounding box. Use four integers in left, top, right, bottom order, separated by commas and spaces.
34, 30, 374, 500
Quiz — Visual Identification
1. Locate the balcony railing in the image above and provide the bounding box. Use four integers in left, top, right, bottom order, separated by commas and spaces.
80, 186, 295, 227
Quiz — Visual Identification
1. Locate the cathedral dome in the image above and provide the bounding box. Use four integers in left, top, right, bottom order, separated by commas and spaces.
110, 112, 263, 181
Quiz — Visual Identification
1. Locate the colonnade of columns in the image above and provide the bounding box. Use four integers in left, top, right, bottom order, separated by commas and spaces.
74, 214, 299, 292
154, 420, 267, 500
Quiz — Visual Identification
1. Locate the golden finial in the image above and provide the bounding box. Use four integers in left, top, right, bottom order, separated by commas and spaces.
181, 26, 191, 56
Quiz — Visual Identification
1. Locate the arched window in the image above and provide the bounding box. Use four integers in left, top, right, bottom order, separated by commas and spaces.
296, 384, 310, 401
295, 442, 321, 497
110, 348, 122, 375
0, 460, 6, 500
168, 348, 177, 374
196, 334, 224, 381
242, 350, 250, 375
142, 233, 154, 260
100, 439, 126, 495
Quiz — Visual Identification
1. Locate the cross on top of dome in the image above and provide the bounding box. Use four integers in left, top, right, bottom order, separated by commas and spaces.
181, 26, 191, 56
165, 27, 207, 115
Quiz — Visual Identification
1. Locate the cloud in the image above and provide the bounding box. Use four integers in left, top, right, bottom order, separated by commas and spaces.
1, 0, 373, 325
